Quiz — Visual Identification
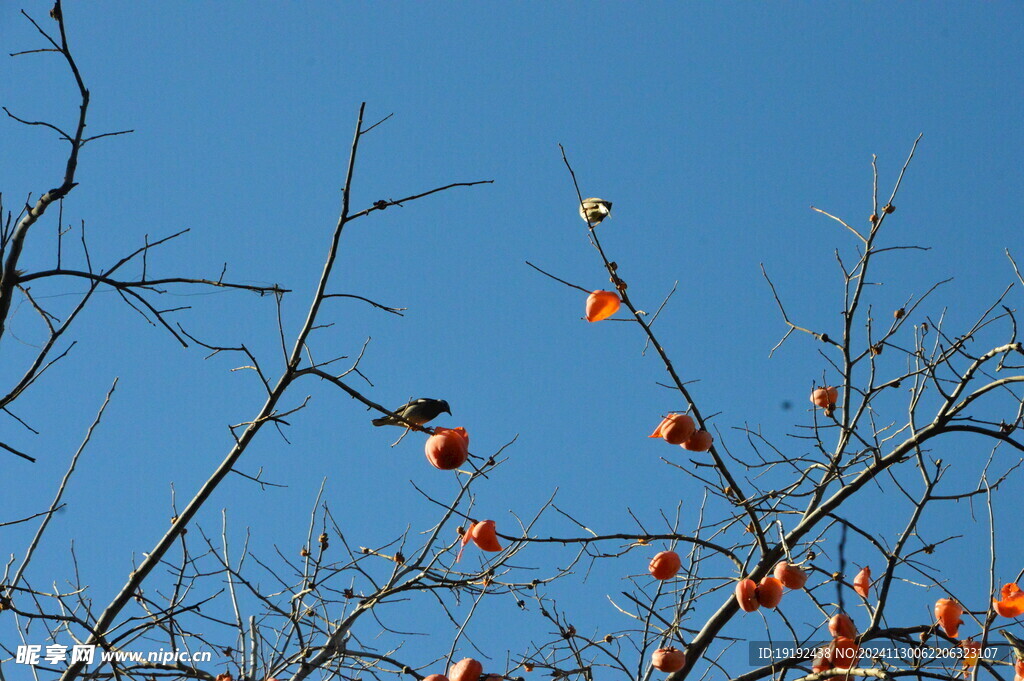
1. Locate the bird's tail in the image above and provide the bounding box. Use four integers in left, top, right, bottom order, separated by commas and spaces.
371, 416, 391, 427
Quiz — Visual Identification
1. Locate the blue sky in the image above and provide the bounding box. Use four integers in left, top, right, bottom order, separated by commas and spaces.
2, 1, 1023, 677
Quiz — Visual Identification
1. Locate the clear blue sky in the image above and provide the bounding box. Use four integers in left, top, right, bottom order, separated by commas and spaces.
2, 1, 1023, 677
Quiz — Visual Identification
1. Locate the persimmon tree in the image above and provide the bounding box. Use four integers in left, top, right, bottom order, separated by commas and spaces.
525, 145, 1024, 681
4, 4, 1024, 681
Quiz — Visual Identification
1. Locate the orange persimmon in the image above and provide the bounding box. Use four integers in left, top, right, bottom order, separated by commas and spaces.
470, 520, 502, 552
681, 430, 713, 452
995, 583, 1024, 617
424, 676, 450, 681
585, 290, 620, 322
1014, 659, 1024, 681
961, 639, 982, 670
735, 578, 760, 612
773, 561, 808, 589
829, 613, 857, 639
853, 566, 871, 598
649, 551, 681, 580
448, 658, 484, 681
810, 386, 839, 409
935, 598, 964, 638
828, 636, 860, 670
755, 576, 784, 608
651, 647, 687, 673
650, 414, 696, 445
425, 427, 470, 470
811, 647, 832, 674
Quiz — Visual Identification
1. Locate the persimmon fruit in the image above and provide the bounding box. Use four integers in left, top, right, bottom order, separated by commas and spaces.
961, 640, 982, 669
828, 636, 860, 670
681, 430, 713, 452
853, 566, 871, 598
810, 386, 838, 409
755, 576, 783, 608
650, 414, 696, 445
470, 520, 502, 552
649, 551, 681, 580
448, 658, 484, 681
425, 427, 470, 470
811, 647, 831, 674
934, 598, 963, 638
995, 583, 1024, 617
829, 613, 857, 639
585, 290, 620, 322
773, 561, 808, 589
651, 647, 687, 673
735, 578, 759, 612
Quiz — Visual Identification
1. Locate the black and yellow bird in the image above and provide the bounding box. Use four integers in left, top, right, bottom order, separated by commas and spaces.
372, 398, 451, 428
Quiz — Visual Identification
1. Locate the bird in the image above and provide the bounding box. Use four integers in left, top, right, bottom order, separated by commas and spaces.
372, 398, 451, 427
579, 198, 612, 226
1003, 631, 1024, 661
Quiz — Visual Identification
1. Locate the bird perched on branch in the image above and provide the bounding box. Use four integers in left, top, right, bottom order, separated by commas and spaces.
372, 398, 451, 427
1003, 631, 1024, 662
579, 198, 612, 226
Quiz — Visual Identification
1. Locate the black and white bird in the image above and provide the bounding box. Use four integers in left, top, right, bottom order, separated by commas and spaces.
579, 198, 612, 226
372, 398, 451, 428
